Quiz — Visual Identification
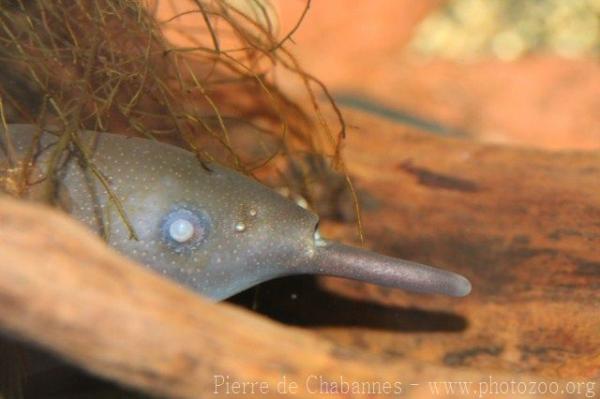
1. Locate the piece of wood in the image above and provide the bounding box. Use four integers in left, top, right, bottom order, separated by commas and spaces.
0, 117, 598, 396
258, 112, 600, 380
1, 196, 572, 398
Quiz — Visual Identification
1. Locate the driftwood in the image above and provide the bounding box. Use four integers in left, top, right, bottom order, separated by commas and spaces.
282, 113, 600, 380
0, 197, 546, 398
0, 120, 599, 397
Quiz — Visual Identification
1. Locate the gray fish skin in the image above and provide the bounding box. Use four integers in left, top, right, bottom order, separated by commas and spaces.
1, 124, 471, 300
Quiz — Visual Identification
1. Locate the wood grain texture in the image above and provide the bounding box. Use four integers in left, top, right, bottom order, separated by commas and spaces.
299, 113, 600, 380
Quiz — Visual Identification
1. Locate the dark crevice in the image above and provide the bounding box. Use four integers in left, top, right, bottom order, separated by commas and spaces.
229, 275, 468, 333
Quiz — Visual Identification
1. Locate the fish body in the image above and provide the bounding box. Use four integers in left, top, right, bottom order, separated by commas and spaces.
1, 124, 471, 300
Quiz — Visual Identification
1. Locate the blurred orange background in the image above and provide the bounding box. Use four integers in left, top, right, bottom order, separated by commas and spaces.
274, 0, 600, 150
154, 0, 599, 150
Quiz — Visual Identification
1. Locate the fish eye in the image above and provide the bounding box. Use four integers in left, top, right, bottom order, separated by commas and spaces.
161, 207, 210, 252
169, 218, 195, 243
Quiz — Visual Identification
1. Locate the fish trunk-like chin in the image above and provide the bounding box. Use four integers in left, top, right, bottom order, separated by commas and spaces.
302, 241, 472, 297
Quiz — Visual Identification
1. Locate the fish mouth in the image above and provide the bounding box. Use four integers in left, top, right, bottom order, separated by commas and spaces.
302, 240, 471, 297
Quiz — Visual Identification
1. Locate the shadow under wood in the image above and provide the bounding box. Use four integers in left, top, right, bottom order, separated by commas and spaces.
229, 275, 468, 333
0, 335, 144, 399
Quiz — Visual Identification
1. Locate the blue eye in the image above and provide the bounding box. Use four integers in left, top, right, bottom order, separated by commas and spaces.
161, 207, 210, 253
